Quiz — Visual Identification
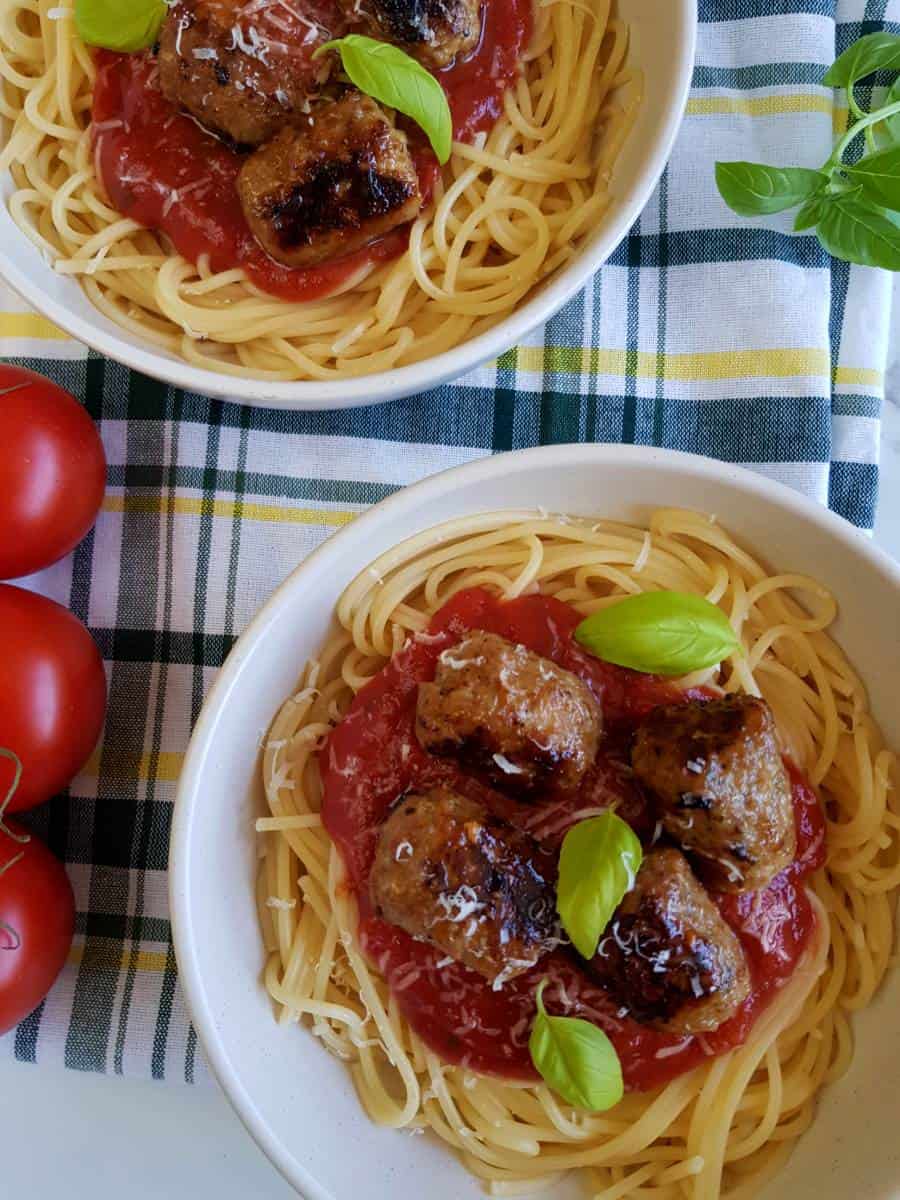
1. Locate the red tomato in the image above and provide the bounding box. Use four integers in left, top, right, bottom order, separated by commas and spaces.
0, 586, 107, 813
0, 820, 75, 1035
0, 365, 106, 580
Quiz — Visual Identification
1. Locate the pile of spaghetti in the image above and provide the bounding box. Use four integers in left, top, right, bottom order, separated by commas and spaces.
256, 508, 898, 1199
0, 0, 636, 380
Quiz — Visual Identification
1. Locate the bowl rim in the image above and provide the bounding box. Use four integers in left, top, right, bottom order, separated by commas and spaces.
0, 2, 697, 410
169, 443, 900, 1199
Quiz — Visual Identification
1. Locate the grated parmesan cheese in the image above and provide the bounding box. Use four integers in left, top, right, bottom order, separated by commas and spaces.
83, 244, 111, 275
413, 630, 445, 645
654, 1039, 691, 1060
438, 650, 485, 671
436, 885, 484, 923
633, 531, 652, 573
492, 753, 524, 776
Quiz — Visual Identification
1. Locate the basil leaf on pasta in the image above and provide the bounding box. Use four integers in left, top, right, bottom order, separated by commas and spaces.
75, 0, 167, 52
318, 35, 453, 164
529, 980, 624, 1111
575, 591, 741, 676
557, 812, 642, 960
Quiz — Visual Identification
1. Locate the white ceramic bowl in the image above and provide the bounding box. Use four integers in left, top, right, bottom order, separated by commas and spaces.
0, 1, 695, 410
171, 445, 900, 1200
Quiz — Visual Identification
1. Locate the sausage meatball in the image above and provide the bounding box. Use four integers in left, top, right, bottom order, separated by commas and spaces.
416, 631, 602, 794
587, 848, 750, 1034
370, 786, 558, 987
632, 695, 796, 893
237, 91, 421, 267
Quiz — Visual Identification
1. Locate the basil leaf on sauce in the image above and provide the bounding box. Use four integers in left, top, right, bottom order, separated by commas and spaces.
575, 591, 741, 676
556, 812, 642, 960
75, 0, 167, 53
318, 35, 453, 164
528, 979, 624, 1111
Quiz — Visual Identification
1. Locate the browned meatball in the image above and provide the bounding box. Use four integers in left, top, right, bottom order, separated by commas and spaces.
632, 696, 796, 894
359, 0, 481, 70
416, 631, 601, 795
370, 787, 557, 986
237, 92, 421, 267
587, 848, 750, 1035
159, 0, 343, 146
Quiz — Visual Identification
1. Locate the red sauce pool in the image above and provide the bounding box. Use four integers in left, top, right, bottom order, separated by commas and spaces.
439, 0, 533, 141
92, 52, 408, 302
91, 0, 531, 301
321, 588, 826, 1091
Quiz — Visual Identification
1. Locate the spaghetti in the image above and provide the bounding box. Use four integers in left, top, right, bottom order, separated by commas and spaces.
256, 508, 898, 1199
0, 0, 637, 381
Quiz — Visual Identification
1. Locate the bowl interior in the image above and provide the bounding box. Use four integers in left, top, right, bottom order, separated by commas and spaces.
0, 0, 695, 408
171, 446, 900, 1200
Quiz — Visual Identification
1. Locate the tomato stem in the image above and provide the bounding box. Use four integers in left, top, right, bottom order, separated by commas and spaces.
0, 917, 22, 952
0, 382, 32, 399
0, 751, 28, 957
0, 847, 25, 950
0, 749, 29, 845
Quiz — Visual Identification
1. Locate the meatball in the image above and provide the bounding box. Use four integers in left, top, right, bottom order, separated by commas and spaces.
632, 695, 796, 894
370, 787, 557, 987
159, 0, 342, 146
237, 91, 421, 267
416, 631, 601, 794
587, 848, 750, 1035
360, 0, 481, 70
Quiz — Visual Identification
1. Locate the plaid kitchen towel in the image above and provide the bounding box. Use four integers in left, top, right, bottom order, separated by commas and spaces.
0, 0, 895, 1082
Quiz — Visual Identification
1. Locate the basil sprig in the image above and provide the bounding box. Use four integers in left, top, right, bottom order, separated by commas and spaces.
528, 980, 623, 1111
716, 31, 900, 268
75, 0, 166, 52
556, 812, 642, 960
317, 35, 452, 164
575, 591, 740, 677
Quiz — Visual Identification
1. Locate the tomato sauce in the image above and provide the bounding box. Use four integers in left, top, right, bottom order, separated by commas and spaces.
321, 588, 826, 1091
438, 0, 533, 141
92, 53, 407, 303
90, 0, 531, 301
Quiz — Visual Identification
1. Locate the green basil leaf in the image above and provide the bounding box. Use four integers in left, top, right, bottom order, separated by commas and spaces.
881, 76, 900, 144
319, 35, 452, 164
846, 144, 900, 210
794, 193, 828, 231
715, 162, 824, 217
75, 0, 166, 52
824, 31, 900, 88
529, 980, 623, 1111
557, 812, 642, 961
575, 591, 741, 676
816, 194, 900, 268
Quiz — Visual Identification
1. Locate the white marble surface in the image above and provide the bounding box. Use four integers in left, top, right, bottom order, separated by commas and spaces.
1, 299, 899, 1199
